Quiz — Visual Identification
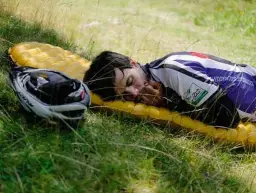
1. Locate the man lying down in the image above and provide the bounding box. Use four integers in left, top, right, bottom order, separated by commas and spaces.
84, 51, 256, 128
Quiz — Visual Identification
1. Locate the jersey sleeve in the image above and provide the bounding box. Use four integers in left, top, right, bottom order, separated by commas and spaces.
163, 87, 240, 128
149, 59, 221, 107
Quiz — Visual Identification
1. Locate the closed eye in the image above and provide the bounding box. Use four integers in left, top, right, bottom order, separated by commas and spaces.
126, 76, 133, 87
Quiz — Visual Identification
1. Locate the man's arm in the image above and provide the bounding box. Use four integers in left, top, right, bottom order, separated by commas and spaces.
137, 80, 240, 128
163, 87, 240, 128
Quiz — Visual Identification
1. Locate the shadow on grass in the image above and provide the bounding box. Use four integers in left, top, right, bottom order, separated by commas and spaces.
0, 11, 253, 193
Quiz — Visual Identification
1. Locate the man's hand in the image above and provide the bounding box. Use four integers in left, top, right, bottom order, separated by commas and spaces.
140, 80, 164, 107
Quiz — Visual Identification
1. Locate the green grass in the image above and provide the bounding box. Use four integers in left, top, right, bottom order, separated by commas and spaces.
192, 1, 256, 36
0, 0, 256, 192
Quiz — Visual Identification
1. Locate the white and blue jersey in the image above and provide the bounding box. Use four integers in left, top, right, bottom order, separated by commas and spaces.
142, 52, 256, 122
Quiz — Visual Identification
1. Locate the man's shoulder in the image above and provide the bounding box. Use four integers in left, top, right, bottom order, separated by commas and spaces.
147, 52, 189, 68
161, 51, 191, 60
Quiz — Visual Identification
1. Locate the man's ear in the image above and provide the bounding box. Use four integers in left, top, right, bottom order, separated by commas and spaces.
130, 58, 137, 67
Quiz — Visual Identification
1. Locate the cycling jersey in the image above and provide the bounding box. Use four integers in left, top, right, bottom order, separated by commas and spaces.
141, 52, 256, 124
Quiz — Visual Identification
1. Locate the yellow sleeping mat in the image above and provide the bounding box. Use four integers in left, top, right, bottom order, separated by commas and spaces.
8, 42, 256, 145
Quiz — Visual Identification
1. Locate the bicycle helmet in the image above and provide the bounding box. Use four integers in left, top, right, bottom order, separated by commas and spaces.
8, 67, 91, 120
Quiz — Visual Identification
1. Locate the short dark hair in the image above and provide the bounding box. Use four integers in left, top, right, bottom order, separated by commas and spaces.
84, 51, 132, 101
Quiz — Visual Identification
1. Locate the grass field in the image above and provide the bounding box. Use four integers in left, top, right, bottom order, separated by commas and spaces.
0, 0, 256, 192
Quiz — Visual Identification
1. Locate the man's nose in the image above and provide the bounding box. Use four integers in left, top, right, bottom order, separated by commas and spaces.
125, 87, 139, 99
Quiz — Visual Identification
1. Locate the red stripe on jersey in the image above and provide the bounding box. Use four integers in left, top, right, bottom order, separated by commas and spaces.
189, 52, 209, 59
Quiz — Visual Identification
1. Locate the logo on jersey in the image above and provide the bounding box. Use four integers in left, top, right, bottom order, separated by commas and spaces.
184, 83, 208, 105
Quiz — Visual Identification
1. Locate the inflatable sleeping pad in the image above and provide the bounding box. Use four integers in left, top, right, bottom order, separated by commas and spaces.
7, 42, 256, 145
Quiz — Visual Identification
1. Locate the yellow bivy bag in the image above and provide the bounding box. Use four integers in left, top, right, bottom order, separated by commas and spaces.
8, 42, 256, 145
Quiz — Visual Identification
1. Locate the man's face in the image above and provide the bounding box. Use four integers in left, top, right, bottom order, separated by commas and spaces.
114, 66, 148, 102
